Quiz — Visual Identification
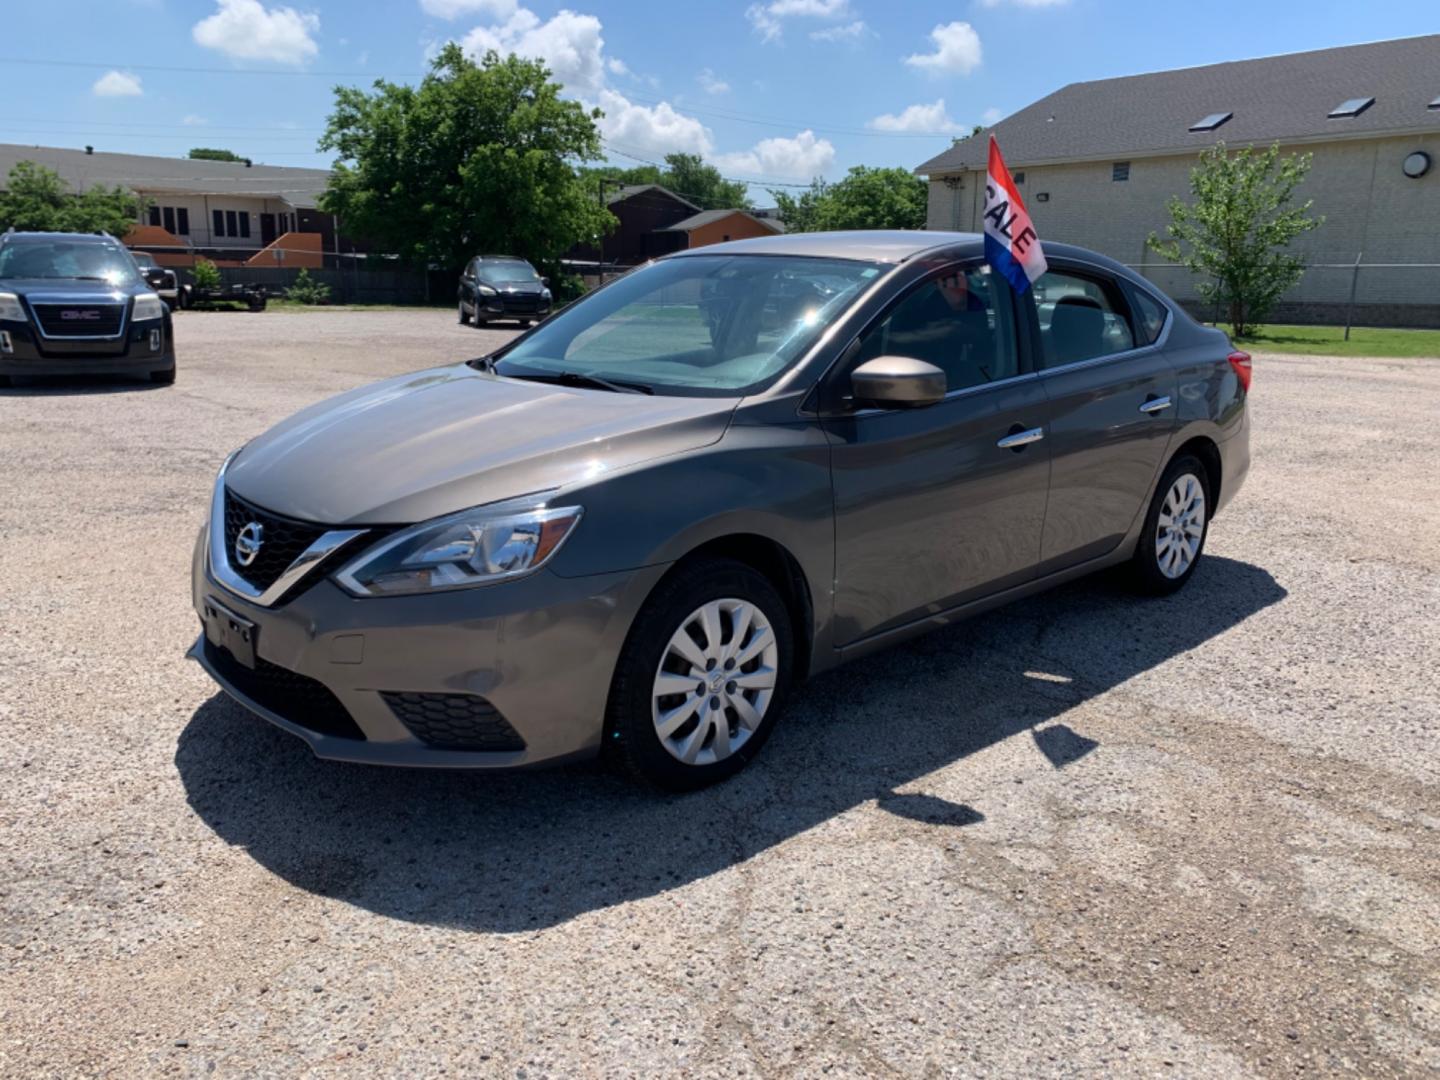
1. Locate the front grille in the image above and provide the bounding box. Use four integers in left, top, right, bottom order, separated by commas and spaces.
223, 490, 329, 593
383, 692, 526, 751
204, 638, 365, 740
32, 302, 125, 337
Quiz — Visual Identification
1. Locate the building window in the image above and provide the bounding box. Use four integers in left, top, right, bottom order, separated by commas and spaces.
1112, 161, 1131, 182
213, 209, 225, 238
148, 205, 161, 227
238, 213, 251, 239
1013, 171, 1025, 185
162, 206, 176, 234
225, 210, 239, 237
176, 208, 190, 236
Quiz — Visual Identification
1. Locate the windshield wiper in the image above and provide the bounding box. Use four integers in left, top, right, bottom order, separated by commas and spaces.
501, 369, 653, 395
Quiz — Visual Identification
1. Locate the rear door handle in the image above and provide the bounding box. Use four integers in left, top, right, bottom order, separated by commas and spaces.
996, 427, 1045, 450
1139, 395, 1172, 414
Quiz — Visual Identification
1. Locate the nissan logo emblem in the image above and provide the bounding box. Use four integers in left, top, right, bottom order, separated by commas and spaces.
234, 521, 265, 567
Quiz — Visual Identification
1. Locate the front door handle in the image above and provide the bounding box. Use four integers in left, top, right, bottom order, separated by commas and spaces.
996, 426, 1045, 450
1139, 395, 1173, 414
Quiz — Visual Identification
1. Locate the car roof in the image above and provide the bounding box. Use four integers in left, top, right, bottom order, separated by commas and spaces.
667, 230, 984, 264
2, 230, 117, 244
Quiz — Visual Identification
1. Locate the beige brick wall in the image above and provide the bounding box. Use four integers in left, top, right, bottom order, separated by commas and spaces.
926, 134, 1440, 311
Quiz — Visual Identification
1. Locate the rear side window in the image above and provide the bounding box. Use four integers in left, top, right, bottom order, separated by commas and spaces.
1128, 287, 1169, 346
1034, 269, 1136, 369
852, 265, 1018, 392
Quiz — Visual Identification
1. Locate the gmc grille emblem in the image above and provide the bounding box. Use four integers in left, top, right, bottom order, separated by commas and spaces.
60, 309, 102, 321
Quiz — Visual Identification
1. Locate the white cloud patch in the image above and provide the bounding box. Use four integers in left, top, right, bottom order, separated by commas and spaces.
982, 106, 1004, 125
182, 114, 208, 126
92, 70, 143, 97
868, 99, 963, 134
192, 0, 320, 65
746, 0, 851, 43
460, 8, 609, 95
697, 68, 729, 95
714, 130, 835, 180
596, 90, 713, 158
904, 21, 982, 76
810, 20, 866, 42
421, 0, 517, 17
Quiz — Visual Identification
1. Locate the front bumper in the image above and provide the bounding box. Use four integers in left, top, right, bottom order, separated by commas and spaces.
0, 317, 173, 377
188, 527, 666, 768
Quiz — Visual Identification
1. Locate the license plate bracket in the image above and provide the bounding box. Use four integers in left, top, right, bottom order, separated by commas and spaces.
203, 597, 257, 669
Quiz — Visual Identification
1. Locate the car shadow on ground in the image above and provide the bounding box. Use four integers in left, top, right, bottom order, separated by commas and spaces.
175, 556, 1285, 932
0, 374, 165, 395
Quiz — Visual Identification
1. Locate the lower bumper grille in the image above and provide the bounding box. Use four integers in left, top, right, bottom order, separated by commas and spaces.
382, 691, 525, 751
204, 638, 365, 741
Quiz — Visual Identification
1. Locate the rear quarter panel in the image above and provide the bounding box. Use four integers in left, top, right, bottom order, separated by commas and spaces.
1165, 322, 1249, 514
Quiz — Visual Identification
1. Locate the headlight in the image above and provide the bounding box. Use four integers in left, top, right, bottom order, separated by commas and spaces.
477, 284, 497, 297
132, 292, 165, 320
541, 288, 552, 300
0, 292, 25, 321
334, 496, 583, 597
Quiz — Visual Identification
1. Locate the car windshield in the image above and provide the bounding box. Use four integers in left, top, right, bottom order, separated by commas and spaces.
493, 254, 883, 395
0, 240, 141, 286
481, 261, 540, 283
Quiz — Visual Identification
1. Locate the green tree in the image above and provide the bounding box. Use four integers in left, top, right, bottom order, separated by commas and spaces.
579, 153, 751, 211
191, 257, 221, 289
286, 267, 330, 305
189, 148, 249, 164
319, 44, 610, 273
1148, 142, 1322, 337
0, 161, 143, 235
771, 166, 927, 233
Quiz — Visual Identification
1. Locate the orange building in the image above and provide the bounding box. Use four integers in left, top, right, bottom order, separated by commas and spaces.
662, 209, 784, 250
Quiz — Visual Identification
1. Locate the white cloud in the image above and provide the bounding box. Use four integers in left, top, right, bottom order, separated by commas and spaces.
982, 106, 1004, 125
192, 0, 320, 65
606, 57, 630, 76
746, 0, 851, 43
904, 21, 982, 76
596, 89, 713, 157
810, 20, 867, 42
421, 0, 517, 17
697, 68, 729, 95
182, 114, 208, 126
714, 130, 835, 180
461, 8, 608, 95
868, 99, 963, 134
92, 70, 143, 97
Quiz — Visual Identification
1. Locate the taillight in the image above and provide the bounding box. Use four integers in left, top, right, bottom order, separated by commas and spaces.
1228, 350, 1252, 392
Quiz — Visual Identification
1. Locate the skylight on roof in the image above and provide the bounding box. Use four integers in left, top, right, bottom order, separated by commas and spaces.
1189, 112, 1233, 132
1328, 97, 1375, 118
1430, 95, 1440, 110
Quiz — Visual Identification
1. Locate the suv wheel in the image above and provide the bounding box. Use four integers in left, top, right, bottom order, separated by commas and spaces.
606, 558, 794, 790
457, 300, 469, 325
1131, 453, 1210, 595
150, 367, 176, 386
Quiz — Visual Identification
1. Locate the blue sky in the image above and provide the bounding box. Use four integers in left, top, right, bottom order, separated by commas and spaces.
5, 0, 1437, 197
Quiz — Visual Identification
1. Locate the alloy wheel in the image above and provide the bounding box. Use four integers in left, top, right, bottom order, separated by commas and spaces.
1155, 472, 1206, 579
651, 598, 779, 766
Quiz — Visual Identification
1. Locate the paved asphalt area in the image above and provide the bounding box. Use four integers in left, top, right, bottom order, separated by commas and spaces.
1, 309, 1437, 1078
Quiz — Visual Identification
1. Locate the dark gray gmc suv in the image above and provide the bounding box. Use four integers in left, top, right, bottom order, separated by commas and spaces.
191, 231, 1250, 789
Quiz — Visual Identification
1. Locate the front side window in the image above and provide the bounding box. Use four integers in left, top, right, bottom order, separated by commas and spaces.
851, 264, 1018, 392
495, 254, 882, 395
1034, 270, 1136, 368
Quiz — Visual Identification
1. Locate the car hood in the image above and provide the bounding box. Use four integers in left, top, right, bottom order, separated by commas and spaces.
482, 279, 545, 294
2, 278, 137, 298
225, 363, 740, 525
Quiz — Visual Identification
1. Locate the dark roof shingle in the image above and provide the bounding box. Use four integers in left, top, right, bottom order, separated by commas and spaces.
917, 34, 1440, 175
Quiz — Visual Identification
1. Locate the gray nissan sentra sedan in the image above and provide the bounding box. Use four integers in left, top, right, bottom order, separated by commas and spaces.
190, 231, 1250, 789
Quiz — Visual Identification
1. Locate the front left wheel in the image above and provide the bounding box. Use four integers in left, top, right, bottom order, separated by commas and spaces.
606, 558, 794, 790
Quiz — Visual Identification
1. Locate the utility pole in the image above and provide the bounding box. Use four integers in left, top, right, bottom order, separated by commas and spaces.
597, 176, 619, 286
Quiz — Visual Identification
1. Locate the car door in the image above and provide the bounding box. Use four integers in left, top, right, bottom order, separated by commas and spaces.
821, 262, 1051, 647
1026, 263, 1178, 574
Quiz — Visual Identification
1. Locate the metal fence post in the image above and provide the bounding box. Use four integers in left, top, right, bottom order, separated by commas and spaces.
1343, 252, 1362, 341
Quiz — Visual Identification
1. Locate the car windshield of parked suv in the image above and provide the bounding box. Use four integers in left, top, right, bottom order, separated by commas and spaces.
493, 255, 883, 395
481, 260, 541, 283
0, 239, 141, 286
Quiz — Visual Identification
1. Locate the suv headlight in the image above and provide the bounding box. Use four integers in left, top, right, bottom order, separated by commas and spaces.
132, 292, 165, 321
333, 496, 583, 597
477, 284, 497, 297
0, 292, 25, 321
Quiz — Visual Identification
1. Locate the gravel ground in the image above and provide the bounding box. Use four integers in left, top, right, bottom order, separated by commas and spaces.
1, 309, 1437, 1078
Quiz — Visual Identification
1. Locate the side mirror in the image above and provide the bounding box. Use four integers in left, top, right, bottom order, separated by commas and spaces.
850, 356, 946, 409
541, 276, 550, 286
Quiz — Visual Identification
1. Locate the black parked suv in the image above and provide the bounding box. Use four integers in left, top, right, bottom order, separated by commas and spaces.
0, 231, 175, 386
457, 255, 552, 327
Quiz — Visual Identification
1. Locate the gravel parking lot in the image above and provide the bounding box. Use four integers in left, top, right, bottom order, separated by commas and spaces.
1, 308, 1437, 1078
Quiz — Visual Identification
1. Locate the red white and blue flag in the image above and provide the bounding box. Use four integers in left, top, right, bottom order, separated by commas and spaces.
983, 136, 1047, 294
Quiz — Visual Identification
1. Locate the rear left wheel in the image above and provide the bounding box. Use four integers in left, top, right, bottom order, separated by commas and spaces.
606, 558, 794, 790
1130, 454, 1209, 595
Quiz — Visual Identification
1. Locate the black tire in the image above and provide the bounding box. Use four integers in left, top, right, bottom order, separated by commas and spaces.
1129, 453, 1211, 595
605, 558, 795, 791
474, 316, 487, 328
150, 366, 176, 385
458, 300, 470, 325
519, 318, 532, 327
0, 375, 12, 388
